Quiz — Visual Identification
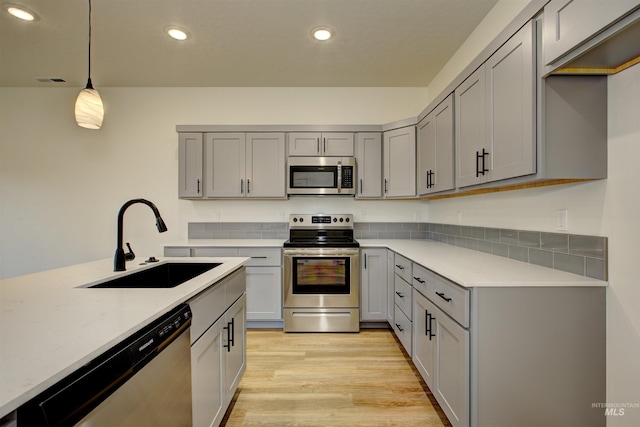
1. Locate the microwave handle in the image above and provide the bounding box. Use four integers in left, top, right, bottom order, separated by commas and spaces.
337, 161, 342, 193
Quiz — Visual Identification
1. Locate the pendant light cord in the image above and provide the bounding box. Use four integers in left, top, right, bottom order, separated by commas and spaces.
86, 0, 94, 89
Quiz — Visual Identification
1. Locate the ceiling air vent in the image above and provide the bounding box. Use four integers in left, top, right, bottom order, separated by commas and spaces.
36, 78, 67, 83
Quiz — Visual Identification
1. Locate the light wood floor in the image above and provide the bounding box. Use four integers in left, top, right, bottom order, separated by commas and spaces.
221, 329, 451, 427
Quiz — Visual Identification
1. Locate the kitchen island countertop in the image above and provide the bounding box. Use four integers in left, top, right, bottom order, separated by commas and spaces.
0, 256, 248, 418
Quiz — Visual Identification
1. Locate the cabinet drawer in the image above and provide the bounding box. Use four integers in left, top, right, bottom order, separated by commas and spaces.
412, 263, 433, 297
393, 304, 413, 356
394, 274, 413, 318
189, 283, 227, 344
238, 248, 281, 266
192, 247, 238, 257
393, 253, 412, 283
427, 273, 470, 328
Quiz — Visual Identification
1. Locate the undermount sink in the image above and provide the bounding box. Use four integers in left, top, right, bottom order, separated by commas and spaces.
89, 262, 222, 289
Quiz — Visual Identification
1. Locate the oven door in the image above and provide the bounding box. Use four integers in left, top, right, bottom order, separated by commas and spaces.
283, 248, 359, 308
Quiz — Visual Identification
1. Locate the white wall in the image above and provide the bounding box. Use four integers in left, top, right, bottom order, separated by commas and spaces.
0, 87, 427, 279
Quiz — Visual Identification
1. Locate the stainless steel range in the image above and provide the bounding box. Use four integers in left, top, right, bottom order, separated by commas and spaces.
283, 214, 360, 332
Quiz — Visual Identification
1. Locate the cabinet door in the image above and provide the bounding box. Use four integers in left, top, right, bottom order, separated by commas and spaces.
417, 114, 435, 196
360, 248, 388, 321
383, 126, 416, 198
246, 133, 286, 198
485, 21, 536, 183
223, 295, 246, 405
418, 95, 455, 196
191, 317, 224, 427
434, 306, 470, 427
322, 133, 355, 156
178, 133, 203, 198
386, 250, 395, 325
245, 266, 282, 320
455, 66, 487, 188
355, 132, 383, 198
288, 132, 322, 156
543, 0, 640, 65
412, 290, 436, 388
205, 133, 246, 198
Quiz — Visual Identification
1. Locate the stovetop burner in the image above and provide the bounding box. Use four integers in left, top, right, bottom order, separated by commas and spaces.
284, 214, 359, 248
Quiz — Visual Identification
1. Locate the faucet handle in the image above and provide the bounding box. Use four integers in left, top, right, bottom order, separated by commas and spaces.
125, 242, 136, 261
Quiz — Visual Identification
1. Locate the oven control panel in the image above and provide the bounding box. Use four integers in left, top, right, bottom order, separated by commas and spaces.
289, 214, 353, 228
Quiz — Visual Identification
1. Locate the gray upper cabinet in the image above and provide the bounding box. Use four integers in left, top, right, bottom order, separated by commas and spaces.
543, 0, 640, 67
178, 132, 204, 198
245, 133, 286, 198
456, 21, 535, 189
355, 132, 383, 198
383, 126, 416, 198
199, 132, 285, 199
205, 133, 246, 198
287, 132, 354, 156
417, 94, 455, 196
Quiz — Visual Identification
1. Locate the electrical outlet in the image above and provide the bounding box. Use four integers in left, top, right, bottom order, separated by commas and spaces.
213, 211, 221, 222
556, 209, 568, 231
277, 211, 284, 221
413, 211, 421, 221
360, 211, 367, 221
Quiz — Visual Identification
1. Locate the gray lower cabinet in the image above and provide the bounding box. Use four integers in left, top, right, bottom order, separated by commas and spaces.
360, 248, 388, 321
164, 246, 283, 322
410, 259, 605, 427
189, 268, 246, 427
386, 250, 395, 325
414, 289, 469, 427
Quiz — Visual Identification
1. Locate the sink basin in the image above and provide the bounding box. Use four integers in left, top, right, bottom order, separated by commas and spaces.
89, 262, 222, 288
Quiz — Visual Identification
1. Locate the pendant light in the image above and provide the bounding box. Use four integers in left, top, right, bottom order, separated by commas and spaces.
75, 0, 104, 129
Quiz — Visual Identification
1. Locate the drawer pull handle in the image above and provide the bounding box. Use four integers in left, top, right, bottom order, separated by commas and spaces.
395, 323, 404, 332
413, 276, 425, 284
436, 291, 452, 302
250, 256, 268, 259
223, 323, 232, 352
395, 291, 404, 298
395, 264, 405, 270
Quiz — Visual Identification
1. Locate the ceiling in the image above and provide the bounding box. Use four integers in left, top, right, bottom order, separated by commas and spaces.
0, 0, 499, 88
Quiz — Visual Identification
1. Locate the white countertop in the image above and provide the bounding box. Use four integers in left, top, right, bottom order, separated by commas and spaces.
359, 239, 606, 288
0, 256, 248, 417
164, 238, 606, 288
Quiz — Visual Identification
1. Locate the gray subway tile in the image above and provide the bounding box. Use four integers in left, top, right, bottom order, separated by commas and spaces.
419, 223, 429, 232
434, 223, 444, 233
461, 226, 474, 238
478, 240, 492, 254
518, 231, 541, 248
446, 235, 456, 245
508, 245, 529, 263
465, 238, 479, 251
387, 223, 403, 231
450, 225, 461, 236
244, 231, 263, 239
529, 248, 554, 269
227, 231, 247, 238
269, 223, 288, 231
541, 232, 569, 253
354, 222, 369, 230
410, 231, 428, 240
485, 228, 500, 242
221, 222, 239, 231
403, 223, 420, 231
394, 231, 411, 239
211, 231, 231, 239
378, 231, 395, 239
455, 236, 466, 247
472, 227, 485, 240
359, 230, 380, 239
441, 224, 451, 234
261, 231, 278, 239
204, 222, 221, 231
369, 223, 388, 231
554, 252, 585, 276
586, 257, 607, 280
492, 242, 509, 258
500, 229, 518, 245
569, 235, 607, 259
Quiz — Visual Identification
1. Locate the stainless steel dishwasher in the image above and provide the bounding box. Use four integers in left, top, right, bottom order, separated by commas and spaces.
17, 304, 192, 427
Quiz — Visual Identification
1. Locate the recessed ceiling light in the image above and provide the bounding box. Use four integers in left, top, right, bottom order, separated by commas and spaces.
312, 27, 332, 41
166, 26, 189, 41
4, 5, 37, 21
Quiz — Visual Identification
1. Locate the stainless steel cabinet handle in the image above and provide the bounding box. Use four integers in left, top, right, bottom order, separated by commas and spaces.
317, 138, 320, 153
247, 179, 250, 194
197, 179, 201, 194
240, 179, 244, 194
395, 291, 404, 298
395, 264, 404, 270
359, 178, 363, 194
413, 276, 425, 284
384, 179, 388, 193
395, 323, 404, 332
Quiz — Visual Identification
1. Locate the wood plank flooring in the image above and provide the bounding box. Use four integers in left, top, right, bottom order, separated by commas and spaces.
221, 329, 451, 427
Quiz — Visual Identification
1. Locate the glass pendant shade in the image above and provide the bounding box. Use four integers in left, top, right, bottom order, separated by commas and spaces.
75, 78, 104, 129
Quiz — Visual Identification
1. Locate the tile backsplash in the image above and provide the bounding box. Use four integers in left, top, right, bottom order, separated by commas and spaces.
188, 221, 608, 280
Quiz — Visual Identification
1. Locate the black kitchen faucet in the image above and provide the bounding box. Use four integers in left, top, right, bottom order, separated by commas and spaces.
114, 199, 167, 271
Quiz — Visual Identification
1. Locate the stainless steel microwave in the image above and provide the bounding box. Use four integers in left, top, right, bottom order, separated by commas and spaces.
287, 157, 356, 195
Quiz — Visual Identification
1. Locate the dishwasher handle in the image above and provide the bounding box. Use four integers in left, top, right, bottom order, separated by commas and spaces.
17, 304, 192, 427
